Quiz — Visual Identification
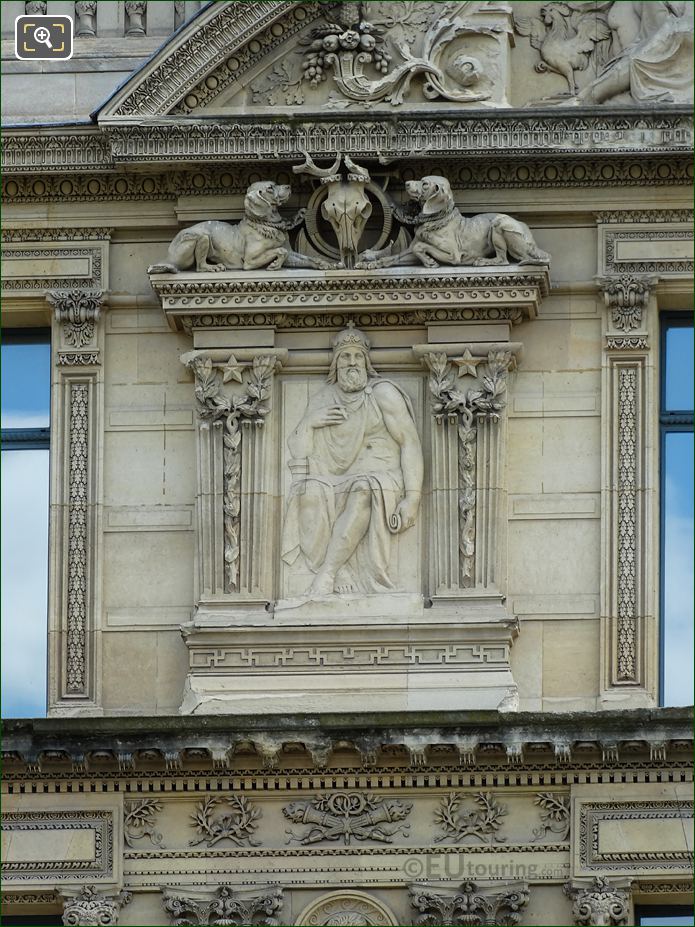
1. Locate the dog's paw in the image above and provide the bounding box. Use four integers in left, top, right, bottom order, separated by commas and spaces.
355, 260, 380, 270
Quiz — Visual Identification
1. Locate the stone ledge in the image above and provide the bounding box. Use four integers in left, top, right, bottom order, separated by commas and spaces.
150, 266, 551, 333
2, 709, 692, 775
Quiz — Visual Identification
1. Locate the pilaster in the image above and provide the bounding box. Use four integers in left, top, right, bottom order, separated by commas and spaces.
564, 878, 631, 926
47, 289, 107, 714
598, 275, 658, 706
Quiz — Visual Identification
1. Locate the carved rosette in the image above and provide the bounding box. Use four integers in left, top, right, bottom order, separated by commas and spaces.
296, 891, 398, 926
424, 350, 512, 588
60, 886, 131, 926
564, 878, 630, 926
162, 885, 284, 927
185, 352, 280, 596
409, 881, 530, 927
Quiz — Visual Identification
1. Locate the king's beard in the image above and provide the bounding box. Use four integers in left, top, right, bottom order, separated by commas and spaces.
337, 366, 368, 393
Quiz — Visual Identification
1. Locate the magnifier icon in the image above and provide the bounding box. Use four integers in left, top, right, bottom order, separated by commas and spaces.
34, 25, 53, 49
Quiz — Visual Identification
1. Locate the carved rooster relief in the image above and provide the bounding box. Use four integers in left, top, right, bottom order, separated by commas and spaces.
514, 2, 612, 96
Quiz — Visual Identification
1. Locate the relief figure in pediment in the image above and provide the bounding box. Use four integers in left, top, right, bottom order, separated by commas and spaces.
281, 327, 423, 597
574, 0, 693, 104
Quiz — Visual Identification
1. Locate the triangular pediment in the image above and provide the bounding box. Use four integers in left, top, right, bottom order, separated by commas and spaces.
97, 0, 511, 124
98, 0, 324, 122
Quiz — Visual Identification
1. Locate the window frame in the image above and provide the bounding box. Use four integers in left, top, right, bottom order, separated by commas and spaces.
634, 903, 695, 925
658, 312, 694, 706
1, 327, 52, 450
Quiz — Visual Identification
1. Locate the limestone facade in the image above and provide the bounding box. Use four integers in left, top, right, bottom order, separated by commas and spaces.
1, 2, 693, 924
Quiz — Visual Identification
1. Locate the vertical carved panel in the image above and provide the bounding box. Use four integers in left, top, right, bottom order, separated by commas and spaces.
599, 275, 657, 702
48, 290, 105, 711
65, 382, 89, 693
186, 352, 280, 610
423, 348, 513, 600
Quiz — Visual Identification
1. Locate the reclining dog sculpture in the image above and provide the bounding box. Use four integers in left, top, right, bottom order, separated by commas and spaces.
358, 175, 550, 269
148, 181, 334, 274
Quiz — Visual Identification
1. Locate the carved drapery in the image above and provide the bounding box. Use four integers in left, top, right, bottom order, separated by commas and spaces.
48, 290, 106, 710
598, 275, 657, 701
60, 886, 131, 926
409, 881, 530, 926
184, 351, 281, 601
423, 348, 513, 597
564, 878, 631, 926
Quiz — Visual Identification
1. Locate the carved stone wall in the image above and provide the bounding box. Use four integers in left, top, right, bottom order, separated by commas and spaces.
1, 2, 693, 924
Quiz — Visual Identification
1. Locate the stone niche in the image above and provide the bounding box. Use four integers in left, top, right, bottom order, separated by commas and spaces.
150, 265, 550, 715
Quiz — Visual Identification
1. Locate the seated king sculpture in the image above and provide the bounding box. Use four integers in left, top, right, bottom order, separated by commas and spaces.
281, 326, 424, 597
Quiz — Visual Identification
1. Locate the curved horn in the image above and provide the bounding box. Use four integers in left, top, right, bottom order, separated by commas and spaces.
344, 155, 370, 182
293, 150, 342, 178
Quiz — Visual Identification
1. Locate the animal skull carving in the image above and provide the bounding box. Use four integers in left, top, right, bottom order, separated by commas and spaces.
293, 153, 372, 268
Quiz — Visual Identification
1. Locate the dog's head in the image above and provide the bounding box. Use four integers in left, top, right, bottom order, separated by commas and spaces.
405, 176, 454, 215
244, 181, 291, 220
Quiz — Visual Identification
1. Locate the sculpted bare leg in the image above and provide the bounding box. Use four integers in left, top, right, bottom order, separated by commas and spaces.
308, 481, 372, 596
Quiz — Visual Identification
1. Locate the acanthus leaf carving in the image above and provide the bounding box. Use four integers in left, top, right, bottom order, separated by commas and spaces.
564, 878, 630, 926
425, 350, 512, 585
60, 885, 131, 927
49, 289, 105, 348
186, 353, 278, 592
283, 791, 412, 845
434, 791, 508, 845
409, 881, 530, 927
597, 274, 658, 332
162, 885, 284, 927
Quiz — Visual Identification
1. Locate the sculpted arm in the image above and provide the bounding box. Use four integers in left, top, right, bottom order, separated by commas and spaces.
374, 383, 424, 530
288, 392, 347, 459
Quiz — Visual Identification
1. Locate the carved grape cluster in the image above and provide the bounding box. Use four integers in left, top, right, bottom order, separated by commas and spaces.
299, 18, 391, 86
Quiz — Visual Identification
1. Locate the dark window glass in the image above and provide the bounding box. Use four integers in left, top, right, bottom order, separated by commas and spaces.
660, 318, 695, 706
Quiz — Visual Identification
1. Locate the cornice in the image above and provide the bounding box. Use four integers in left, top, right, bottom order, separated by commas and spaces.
1, 109, 692, 175
148, 266, 551, 333
1, 711, 691, 780
3, 157, 692, 206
